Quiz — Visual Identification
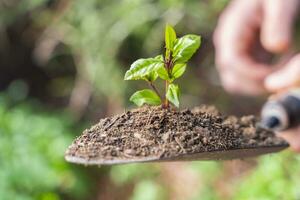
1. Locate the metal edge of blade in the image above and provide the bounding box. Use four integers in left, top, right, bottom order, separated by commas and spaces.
65, 155, 160, 165
65, 144, 289, 165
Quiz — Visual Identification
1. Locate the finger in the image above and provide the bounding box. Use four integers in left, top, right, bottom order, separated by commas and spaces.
278, 127, 300, 152
265, 54, 300, 92
214, 0, 272, 81
215, 51, 273, 81
219, 69, 266, 95
261, 0, 299, 53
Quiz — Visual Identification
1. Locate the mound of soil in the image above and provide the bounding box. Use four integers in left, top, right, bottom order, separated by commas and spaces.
65, 105, 288, 165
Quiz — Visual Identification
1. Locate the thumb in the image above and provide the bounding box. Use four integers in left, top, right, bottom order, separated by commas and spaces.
261, 0, 299, 53
265, 54, 300, 92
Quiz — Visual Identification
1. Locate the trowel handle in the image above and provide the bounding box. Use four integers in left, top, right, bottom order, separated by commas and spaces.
261, 89, 300, 131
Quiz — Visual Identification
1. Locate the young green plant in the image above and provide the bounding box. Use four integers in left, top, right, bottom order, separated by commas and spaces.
124, 25, 201, 108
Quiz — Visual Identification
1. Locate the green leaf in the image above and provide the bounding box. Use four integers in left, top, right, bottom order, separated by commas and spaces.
145, 71, 158, 82
144, 55, 164, 82
173, 34, 201, 63
156, 65, 171, 81
124, 58, 164, 80
130, 89, 161, 106
154, 55, 164, 61
166, 84, 180, 107
157, 63, 186, 82
165, 24, 177, 50
171, 63, 186, 79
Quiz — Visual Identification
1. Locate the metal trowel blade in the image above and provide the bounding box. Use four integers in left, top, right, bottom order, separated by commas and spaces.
65, 144, 288, 165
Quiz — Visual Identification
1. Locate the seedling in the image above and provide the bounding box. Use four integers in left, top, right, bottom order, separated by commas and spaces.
124, 25, 201, 108
66, 26, 288, 165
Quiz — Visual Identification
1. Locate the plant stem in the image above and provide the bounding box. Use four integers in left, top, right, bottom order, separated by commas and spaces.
163, 54, 173, 108
164, 81, 169, 108
148, 81, 162, 100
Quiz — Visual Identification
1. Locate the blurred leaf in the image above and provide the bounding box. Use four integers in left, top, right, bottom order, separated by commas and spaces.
131, 180, 165, 200
156, 65, 171, 81
130, 89, 161, 106
145, 71, 159, 82
157, 63, 186, 82
166, 84, 180, 107
234, 151, 300, 200
124, 58, 164, 81
0, 95, 91, 200
40, 192, 60, 200
173, 34, 201, 63
145, 55, 163, 82
165, 24, 177, 50
154, 55, 164, 61
171, 63, 186, 79
110, 164, 160, 185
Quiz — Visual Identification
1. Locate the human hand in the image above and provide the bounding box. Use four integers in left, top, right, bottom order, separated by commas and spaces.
265, 55, 300, 151
213, 0, 299, 95
214, 0, 300, 150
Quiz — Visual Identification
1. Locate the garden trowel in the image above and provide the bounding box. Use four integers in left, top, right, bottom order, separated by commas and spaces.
65, 143, 288, 165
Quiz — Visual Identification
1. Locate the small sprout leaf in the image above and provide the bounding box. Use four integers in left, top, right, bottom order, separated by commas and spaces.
166, 84, 180, 107
124, 58, 164, 80
154, 55, 164, 61
173, 35, 201, 63
157, 65, 171, 81
145, 71, 158, 82
165, 24, 177, 50
125, 26, 201, 108
172, 63, 186, 79
130, 89, 161, 106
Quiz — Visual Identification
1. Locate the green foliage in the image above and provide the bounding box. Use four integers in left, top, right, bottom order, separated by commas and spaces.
125, 25, 201, 108
165, 24, 177, 59
165, 24, 177, 50
130, 89, 161, 106
157, 64, 171, 81
173, 35, 201, 63
171, 63, 187, 80
110, 164, 166, 200
0, 0, 228, 110
124, 58, 164, 81
0, 95, 91, 200
234, 151, 300, 200
110, 164, 160, 185
166, 84, 180, 107
130, 180, 166, 200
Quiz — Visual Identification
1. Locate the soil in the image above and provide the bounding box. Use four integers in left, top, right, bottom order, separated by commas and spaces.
65, 105, 288, 164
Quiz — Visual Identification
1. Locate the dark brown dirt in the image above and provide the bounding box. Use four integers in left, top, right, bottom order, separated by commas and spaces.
65, 105, 287, 163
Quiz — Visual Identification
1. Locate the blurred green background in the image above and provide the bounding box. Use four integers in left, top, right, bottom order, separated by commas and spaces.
1, 0, 300, 199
